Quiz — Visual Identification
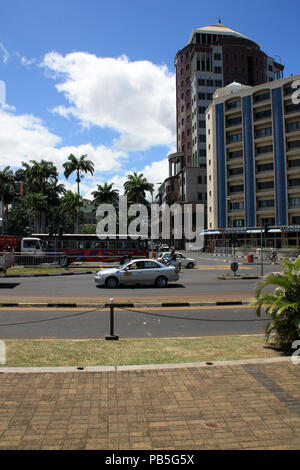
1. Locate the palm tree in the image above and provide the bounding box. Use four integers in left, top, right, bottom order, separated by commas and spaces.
60, 190, 84, 232
91, 182, 119, 208
63, 154, 94, 232
123, 172, 154, 205
22, 192, 47, 233
0, 166, 16, 234
251, 257, 300, 349
21, 160, 59, 233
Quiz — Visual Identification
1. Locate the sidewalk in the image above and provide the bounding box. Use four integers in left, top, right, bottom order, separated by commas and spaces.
0, 357, 299, 450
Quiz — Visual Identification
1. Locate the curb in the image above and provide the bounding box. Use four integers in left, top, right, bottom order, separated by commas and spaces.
0, 300, 251, 308
3, 271, 97, 278
0, 356, 292, 374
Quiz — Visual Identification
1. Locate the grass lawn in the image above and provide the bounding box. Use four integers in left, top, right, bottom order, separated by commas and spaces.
0, 335, 286, 367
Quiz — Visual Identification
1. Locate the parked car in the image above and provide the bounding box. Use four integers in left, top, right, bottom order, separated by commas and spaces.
95, 259, 180, 288
157, 252, 197, 269
160, 244, 170, 252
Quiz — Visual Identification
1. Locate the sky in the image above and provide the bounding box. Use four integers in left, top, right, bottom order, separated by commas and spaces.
0, 0, 299, 199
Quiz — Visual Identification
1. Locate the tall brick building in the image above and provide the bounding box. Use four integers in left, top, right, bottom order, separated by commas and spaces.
163, 22, 284, 246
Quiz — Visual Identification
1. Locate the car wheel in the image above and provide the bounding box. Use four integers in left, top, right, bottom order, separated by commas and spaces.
187, 262, 194, 269
105, 276, 119, 288
155, 276, 168, 287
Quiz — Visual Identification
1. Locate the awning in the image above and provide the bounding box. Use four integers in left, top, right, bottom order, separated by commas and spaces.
200, 230, 222, 235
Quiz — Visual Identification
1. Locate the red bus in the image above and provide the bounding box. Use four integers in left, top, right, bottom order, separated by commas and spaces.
32, 233, 149, 265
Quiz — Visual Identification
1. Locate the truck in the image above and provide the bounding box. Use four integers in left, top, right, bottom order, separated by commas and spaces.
0, 235, 49, 270
0, 235, 44, 253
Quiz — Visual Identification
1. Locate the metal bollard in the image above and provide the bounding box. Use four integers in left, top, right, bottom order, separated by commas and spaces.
105, 298, 119, 340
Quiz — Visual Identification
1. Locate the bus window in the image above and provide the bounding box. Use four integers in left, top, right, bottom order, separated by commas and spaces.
115, 241, 123, 249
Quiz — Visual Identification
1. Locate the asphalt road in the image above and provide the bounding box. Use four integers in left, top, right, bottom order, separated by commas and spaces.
0, 305, 268, 338
0, 256, 278, 303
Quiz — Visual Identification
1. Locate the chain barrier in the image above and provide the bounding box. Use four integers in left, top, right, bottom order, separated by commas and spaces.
117, 305, 266, 323
0, 304, 107, 327
0, 303, 267, 329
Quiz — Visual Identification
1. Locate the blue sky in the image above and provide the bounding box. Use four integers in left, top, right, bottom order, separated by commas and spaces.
0, 0, 299, 197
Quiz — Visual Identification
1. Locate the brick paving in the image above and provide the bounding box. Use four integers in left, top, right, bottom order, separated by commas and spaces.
0, 360, 300, 450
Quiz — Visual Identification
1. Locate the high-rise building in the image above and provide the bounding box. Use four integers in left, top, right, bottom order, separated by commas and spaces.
206, 74, 300, 247
164, 22, 284, 234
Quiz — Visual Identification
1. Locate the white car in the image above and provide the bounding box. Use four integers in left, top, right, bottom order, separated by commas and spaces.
95, 258, 180, 288
157, 252, 197, 269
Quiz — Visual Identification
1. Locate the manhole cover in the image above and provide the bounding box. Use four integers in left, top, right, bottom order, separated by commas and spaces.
204, 422, 219, 428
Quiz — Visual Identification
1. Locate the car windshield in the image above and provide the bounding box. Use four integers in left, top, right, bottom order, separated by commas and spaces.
119, 261, 132, 270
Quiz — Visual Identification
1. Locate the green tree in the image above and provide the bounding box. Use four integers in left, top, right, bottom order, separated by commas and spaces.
63, 154, 94, 232
123, 172, 154, 205
251, 258, 300, 349
91, 182, 119, 208
20, 160, 60, 233
0, 166, 16, 235
60, 190, 84, 233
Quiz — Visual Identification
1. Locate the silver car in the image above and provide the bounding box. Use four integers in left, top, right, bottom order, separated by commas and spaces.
157, 252, 197, 269
95, 259, 180, 288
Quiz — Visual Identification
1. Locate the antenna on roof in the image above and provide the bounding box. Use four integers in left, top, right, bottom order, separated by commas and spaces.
218, 18, 222, 24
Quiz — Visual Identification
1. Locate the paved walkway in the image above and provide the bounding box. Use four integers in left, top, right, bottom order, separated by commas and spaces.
0, 358, 300, 450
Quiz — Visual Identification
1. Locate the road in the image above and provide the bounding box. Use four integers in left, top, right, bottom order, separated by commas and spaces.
0, 305, 268, 338
0, 255, 278, 303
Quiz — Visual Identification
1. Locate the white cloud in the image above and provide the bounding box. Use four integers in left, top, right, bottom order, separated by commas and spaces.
0, 43, 9, 64
42, 51, 176, 152
0, 108, 127, 175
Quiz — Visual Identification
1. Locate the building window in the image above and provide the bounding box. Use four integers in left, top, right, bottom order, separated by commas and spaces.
289, 197, 300, 207
198, 79, 205, 86
258, 199, 275, 208
256, 144, 273, 155
227, 116, 242, 127
198, 120, 206, 128
288, 158, 300, 168
227, 133, 242, 143
255, 127, 272, 138
233, 219, 244, 227
254, 109, 272, 120
229, 184, 244, 193
228, 167, 243, 176
198, 93, 206, 100
257, 162, 273, 172
286, 103, 300, 114
228, 149, 243, 159
230, 201, 244, 210
286, 121, 300, 132
215, 80, 222, 87
257, 181, 274, 190
254, 92, 270, 103
214, 66, 222, 74
289, 178, 300, 187
226, 100, 241, 110
214, 53, 221, 60
207, 79, 214, 86
287, 140, 300, 150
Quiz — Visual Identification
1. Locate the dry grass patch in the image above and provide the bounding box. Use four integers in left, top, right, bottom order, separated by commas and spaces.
0, 336, 287, 368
